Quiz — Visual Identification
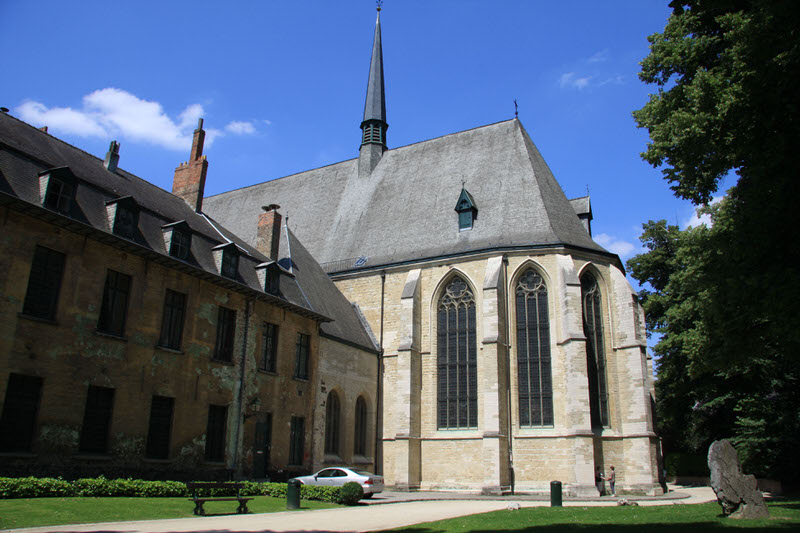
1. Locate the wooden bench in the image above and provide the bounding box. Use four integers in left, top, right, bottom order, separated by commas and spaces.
186, 482, 253, 516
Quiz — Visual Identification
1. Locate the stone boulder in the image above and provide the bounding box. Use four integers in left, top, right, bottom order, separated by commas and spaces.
708, 439, 769, 519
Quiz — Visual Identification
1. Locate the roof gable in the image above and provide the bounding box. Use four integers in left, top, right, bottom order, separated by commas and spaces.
205, 118, 610, 272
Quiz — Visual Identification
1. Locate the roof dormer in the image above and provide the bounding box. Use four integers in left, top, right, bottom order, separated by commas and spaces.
38, 167, 77, 214
212, 242, 240, 280
161, 220, 192, 261
105, 196, 139, 240
255, 261, 283, 296
455, 187, 477, 231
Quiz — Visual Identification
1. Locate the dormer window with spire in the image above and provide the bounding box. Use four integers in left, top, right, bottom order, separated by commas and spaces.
38, 167, 76, 214
212, 242, 240, 280
161, 221, 192, 261
106, 196, 139, 240
455, 187, 478, 231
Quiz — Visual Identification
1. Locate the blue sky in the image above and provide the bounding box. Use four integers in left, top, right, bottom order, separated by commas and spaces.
2, 1, 719, 268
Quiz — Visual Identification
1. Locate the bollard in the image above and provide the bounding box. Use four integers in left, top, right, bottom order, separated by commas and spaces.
550, 480, 562, 507
286, 479, 301, 509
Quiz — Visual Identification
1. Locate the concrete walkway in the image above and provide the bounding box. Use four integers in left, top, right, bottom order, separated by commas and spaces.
5, 485, 718, 533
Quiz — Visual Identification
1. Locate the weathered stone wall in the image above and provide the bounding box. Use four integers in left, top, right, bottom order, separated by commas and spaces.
312, 337, 379, 473
0, 208, 320, 479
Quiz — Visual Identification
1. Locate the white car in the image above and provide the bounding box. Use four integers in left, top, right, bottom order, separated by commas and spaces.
292, 467, 385, 498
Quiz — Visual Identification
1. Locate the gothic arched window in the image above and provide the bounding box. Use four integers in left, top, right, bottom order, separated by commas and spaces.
515, 269, 553, 426
354, 396, 368, 456
324, 391, 341, 455
437, 276, 478, 429
581, 273, 609, 428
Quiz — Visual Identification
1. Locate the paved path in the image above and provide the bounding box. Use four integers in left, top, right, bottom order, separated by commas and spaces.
5, 485, 718, 533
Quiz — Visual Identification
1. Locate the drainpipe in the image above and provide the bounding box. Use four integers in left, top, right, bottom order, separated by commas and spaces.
375, 271, 386, 474
503, 255, 515, 494
232, 297, 252, 479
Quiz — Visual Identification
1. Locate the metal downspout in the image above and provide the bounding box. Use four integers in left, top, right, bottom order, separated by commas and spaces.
503, 255, 515, 494
233, 297, 252, 478
375, 271, 386, 474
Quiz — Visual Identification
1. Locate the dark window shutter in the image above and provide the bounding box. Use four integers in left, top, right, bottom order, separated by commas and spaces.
0, 374, 43, 452
145, 396, 174, 459
22, 246, 66, 320
205, 404, 227, 462
79, 386, 114, 454
97, 270, 131, 336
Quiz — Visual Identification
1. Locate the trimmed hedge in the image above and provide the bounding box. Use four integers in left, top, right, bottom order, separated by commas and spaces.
0, 476, 340, 502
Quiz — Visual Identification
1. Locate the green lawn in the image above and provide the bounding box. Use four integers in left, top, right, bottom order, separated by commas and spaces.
0, 495, 339, 530
388, 500, 800, 532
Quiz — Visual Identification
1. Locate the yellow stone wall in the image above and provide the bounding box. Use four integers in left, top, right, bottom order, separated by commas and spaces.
334, 248, 662, 495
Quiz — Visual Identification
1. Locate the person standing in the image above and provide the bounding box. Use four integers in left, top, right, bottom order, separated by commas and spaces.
595, 466, 605, 495
608, 465, 616, 496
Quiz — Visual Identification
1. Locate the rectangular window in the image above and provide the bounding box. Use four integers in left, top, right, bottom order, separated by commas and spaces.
113, 205, 138, 240
294, 333, 310, 380
205, 404, 227, 462
79, 385, 114, 454
214, 306, 236, 362
44, 178, 73, 213
289, 416, 305, 466
145, 395, 174, 459
169, 229, 191, 260
0, 374, 43, 452
97, 270, 131, 337
221, 251, 239, 279
158, 290, 186, 350
22, 246, 66, 321
260, 322, 278, 372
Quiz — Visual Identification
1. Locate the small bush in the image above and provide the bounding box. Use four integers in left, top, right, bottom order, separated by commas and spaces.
337, 482, 363, 505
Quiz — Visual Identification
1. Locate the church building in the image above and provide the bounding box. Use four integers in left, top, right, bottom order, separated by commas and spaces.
204, 9, 662, 495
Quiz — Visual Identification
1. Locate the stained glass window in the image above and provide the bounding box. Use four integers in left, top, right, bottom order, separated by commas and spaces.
581, 273, 608, 428
515, 269, 553, 426
437, 276, 477, 429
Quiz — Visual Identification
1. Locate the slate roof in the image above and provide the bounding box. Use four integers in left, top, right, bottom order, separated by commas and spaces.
0, 111, 378, 353
204, 118, 615, 273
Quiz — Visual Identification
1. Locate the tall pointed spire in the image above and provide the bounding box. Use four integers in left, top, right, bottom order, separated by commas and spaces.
359, 6, 388, 177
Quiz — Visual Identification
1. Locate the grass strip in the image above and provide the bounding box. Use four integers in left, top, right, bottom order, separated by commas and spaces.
0, 495, 339, 530
387, 500, 800, 532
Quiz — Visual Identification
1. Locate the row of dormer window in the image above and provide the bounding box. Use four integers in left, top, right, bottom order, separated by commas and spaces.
37, 167, 282, 296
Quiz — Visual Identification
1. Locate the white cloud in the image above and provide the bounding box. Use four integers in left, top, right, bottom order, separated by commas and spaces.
225, 121, 256, 135
588, 49, 609, 63
15, 88, 235, 151
682, 196, 724, 228
559, 72, 592, 90
595, 233, 637, 259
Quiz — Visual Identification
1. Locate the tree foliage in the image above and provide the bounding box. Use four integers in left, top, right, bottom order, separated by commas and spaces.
631, 1, 800, 482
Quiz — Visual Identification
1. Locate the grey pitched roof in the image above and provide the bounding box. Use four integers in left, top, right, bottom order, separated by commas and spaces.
0, 111, 379, 351
569, 195, 591, 217
362, 10, 386, 126
204, 119, 613, 273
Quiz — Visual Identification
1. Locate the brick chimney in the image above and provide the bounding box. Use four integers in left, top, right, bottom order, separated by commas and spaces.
256, 204, 282, 260
103, 140, 120, 173
172, 118, 208, 212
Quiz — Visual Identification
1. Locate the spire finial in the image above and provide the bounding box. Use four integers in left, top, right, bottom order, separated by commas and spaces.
376, 0, 383, 11
514, 99, 518, 118
461, 178, 466, 189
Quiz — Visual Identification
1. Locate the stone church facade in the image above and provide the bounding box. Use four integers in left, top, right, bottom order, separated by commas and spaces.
204, 10, 663, 495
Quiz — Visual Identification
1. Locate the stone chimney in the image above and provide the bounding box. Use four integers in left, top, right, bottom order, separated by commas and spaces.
172, 118, 208, 212
256, 204, 282, 260
103, 141, 120, 173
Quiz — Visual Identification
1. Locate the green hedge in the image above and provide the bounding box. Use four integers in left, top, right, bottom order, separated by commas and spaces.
0, 476, 341, 502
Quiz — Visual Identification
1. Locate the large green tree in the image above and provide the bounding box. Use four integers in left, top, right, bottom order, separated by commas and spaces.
631, 0, 800, 481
